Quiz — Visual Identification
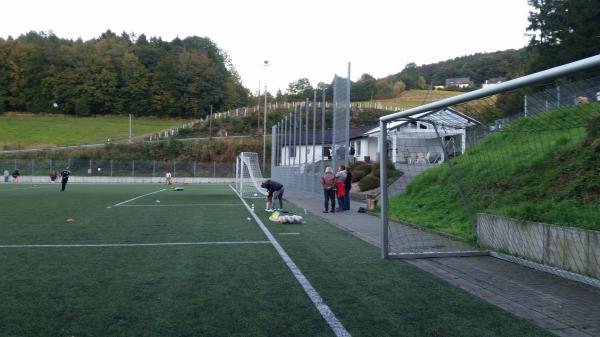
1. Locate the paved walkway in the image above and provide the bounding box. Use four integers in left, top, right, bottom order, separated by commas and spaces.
285, 191, 600, 337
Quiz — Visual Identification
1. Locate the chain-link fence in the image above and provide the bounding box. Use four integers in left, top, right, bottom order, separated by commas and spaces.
0, 159, 236, 181
271, 66, 351, 196
378, 55, 600, 285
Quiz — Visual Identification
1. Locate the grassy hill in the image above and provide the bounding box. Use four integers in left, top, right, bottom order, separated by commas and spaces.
0, 114, 190, 150
353, 89, 460, 110
389, 103, 600, 240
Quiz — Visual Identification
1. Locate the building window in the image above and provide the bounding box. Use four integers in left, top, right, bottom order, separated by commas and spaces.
323, 147, 332, 159
355, 141, 361, 156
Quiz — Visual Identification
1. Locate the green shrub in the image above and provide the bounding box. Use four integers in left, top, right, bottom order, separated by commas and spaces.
350, 161, 371, 175
585, 113, 600, 150
351, 170, 366, 182
371, 161, 394, 172
371, 168, 380, 178
358, 175, 380, 191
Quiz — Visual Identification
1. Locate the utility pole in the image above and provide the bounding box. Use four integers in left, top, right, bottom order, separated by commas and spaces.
129, 114, 132, 143
209, 104, 213, 139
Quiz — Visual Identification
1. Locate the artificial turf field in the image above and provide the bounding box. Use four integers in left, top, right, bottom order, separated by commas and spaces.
0, 184, 554, 337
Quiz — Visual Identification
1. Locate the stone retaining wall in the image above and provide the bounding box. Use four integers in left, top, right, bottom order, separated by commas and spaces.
478, 213, 600, 280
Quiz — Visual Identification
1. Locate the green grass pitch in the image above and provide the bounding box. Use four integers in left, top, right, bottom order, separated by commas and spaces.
0, 184, 553, 336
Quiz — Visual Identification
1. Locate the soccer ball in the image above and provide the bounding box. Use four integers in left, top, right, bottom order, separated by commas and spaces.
156, 200, 160, 203
97, 167, 101, 172
253, 193, 258, 197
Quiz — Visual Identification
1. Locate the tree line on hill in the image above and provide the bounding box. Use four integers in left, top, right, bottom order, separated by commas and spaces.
0, 30, 251, 117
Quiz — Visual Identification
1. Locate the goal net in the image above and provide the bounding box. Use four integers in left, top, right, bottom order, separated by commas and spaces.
235, 152, 268, 198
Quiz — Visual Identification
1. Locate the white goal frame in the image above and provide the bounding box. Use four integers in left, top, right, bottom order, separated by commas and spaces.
235, 152, 268, 198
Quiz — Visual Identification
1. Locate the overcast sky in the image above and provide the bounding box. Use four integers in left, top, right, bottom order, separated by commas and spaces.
1, 0, 532, 94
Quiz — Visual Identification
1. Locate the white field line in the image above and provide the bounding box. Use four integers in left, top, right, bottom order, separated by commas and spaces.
0, 185, 52, 192
113, 188, 166, 206
117, 203, 243, 207
0, 241, 271, 249
279, 233, 301, 235
228, 185, 352, 337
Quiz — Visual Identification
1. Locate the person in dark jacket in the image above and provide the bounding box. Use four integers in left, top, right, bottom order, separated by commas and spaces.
261, 180, 284, 210
342, 165, 352, 210
60, 166, 71, 191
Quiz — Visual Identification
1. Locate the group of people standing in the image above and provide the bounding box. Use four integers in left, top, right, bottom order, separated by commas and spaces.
260, 165, 353, 214
3, 169, 20, 183
321, 165, 352, 213
2, 167, 70, 191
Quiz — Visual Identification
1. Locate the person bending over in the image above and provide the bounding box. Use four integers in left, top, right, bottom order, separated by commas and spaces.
261, 179, 284, 211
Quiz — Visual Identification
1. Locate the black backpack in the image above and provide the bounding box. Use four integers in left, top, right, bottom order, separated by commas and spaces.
345, 170, 352, 186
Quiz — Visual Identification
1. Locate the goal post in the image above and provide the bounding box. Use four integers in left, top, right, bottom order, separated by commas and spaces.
235, 152, 268, 198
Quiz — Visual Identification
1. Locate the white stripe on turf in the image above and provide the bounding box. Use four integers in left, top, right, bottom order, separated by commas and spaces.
113, 188, 166, 206
0, 185, 52, 191
116, 203, 243, 207
229, 184, 352, 337
0, 241, 271, 248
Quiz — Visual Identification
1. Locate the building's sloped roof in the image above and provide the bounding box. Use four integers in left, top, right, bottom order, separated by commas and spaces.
365, 107, 480, 135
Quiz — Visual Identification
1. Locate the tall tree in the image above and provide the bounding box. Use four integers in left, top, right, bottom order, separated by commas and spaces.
526, 0, 600, 72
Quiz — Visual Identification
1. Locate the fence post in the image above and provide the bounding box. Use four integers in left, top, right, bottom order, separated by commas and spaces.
193, 161, 196, 177
31, 159, 34, 182
380, 120, 389, 259
213, 161, 216, 177
173, 161, 176, 178
132, 160, 135, 177
321, 86, 326, 177
110, 160, 113, 177
153, 160, 156, 177
312, 90, 317, 193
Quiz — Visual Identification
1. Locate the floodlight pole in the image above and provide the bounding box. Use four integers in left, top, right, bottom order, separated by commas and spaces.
263, 84, 267, 172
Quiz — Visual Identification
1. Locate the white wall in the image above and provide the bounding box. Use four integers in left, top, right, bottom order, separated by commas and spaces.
7, 176, 235, 184
279, 145, 325, 166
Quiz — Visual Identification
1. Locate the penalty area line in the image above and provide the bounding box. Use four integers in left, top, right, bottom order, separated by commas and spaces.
0, 241, 271, 249
113, 188, 166, 206
229, 184, 352, 337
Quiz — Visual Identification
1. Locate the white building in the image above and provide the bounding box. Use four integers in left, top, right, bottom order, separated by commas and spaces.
482, 77, 506, 88
277, 126, 376, 166
364, 107, 480, 165
445, 77, 471, 89
277, 108, 479, 167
